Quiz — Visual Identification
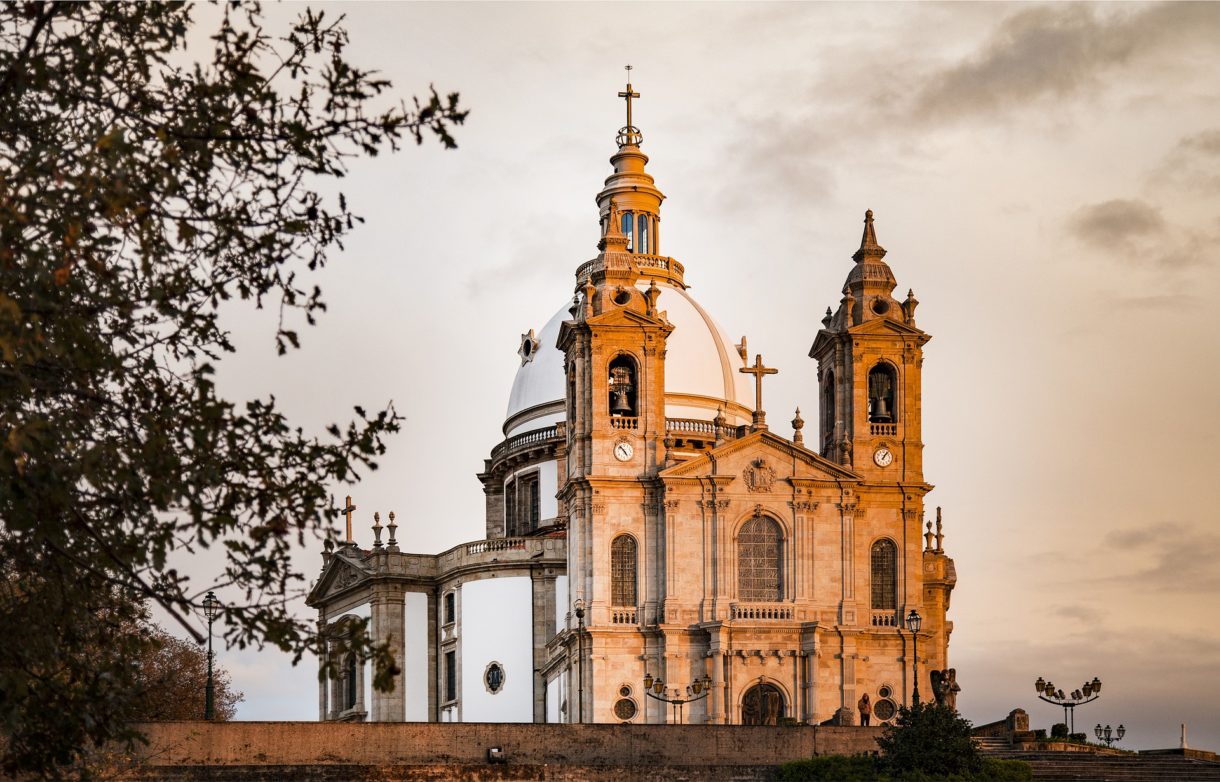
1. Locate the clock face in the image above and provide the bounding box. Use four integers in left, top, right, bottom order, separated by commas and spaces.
613, 441, 634, 461
873, 447, 893, 467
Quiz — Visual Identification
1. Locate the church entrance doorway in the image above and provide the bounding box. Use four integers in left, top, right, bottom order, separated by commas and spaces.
740, 681, 785, 725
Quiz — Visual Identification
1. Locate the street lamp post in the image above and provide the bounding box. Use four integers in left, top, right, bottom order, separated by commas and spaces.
643, 672, 714, 724
574, 599, 585, 724
905, 609, 922, 705
1094, 723, 1125, 747
202, 591, 221, 720
1033, 675, 1102, 734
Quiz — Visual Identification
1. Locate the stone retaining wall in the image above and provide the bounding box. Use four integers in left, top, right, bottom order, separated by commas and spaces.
128, 721, 882, 770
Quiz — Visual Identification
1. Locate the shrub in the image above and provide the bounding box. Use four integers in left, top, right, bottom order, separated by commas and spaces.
1051, 723, 1069, 738
777, 754, 880, 781
877, 702, 982, 778
1032, 728, 1047, 740
776, 755, 1032, 781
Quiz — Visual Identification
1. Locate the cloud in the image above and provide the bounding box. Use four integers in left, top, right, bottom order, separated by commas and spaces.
1151, 129, 1220, 193
1102, 523, 1220, 592
910, 4, 1220, 122
1066, 198, 1212, 269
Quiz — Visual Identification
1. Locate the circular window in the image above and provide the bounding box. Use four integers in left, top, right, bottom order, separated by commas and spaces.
878, 685, 893, 699
613, 288, 632, 306
619, 685, 632, 698
484, 662, 505, 694
872, 298, 891, 315
874, 698, 897, 722
521, 340, 533, 358
614, 698, 638, 721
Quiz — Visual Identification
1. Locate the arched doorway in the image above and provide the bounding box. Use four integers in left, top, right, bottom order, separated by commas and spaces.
741, 681, 786, 725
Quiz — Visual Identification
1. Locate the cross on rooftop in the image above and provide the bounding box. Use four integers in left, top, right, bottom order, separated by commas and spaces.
740, 354, 778, 431
341, 495, 357, 544
618, 65, 639, 128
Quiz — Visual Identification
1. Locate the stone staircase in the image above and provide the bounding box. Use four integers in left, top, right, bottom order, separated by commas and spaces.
980, 749, 1220, 781
973, 735, 1012, 753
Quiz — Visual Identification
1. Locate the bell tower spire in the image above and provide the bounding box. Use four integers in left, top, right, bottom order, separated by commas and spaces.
809, 210, 931, 482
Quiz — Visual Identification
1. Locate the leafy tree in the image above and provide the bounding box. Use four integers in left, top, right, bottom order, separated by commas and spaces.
132, 617, 244, 722
0, 2, 464, 776
877, 702, 983, 778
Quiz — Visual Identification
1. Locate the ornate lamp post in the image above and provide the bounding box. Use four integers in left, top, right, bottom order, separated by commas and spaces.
1094, 723, 1125, 747
1034, 675, 1101, 734
573, 599, 585, 724
202, 591, 221, 720
643, 672, 714, 724
905, 609, 922, 705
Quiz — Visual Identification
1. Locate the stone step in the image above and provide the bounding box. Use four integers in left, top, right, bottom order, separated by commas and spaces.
1014, 754, 1220, 782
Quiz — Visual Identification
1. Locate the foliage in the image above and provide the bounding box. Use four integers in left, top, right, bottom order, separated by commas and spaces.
777, 755, 1032, 781
876, 702, 982, 778
778, 755, 880, 781
0, 2, 464, 776
131, 617, 244, 722
1051, 722, 1069, 738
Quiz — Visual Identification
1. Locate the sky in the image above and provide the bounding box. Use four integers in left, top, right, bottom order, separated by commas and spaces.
186, 1, 1220, 751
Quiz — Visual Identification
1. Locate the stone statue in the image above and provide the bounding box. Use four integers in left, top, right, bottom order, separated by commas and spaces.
930, 668, 961, 711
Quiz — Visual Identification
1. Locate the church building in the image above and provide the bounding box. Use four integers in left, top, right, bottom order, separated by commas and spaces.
306, 78, 957, 727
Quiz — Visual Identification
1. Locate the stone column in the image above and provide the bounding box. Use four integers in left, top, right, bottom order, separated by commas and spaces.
317, 618, 328, 720
369, 583, 405, 722
531, 568, 557, 723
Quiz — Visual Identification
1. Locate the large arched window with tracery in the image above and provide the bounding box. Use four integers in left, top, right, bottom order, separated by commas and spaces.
738, 517, 782, 602
611, 535, 637, 607
870, 539, 898, 610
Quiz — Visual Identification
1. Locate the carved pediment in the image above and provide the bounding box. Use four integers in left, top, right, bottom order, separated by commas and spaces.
659, 430, 861, 483
306, 551, 371, 606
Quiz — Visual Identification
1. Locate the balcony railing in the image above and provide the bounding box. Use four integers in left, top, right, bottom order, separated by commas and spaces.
574, 253, 686, 287
610, 416, 638, 430
666, 417, 717, 436
871, 609, 899, 627
489, 425, 562, 462
611, 608, 638, 625
730, 603, 794, 621
869, 422, 897, 436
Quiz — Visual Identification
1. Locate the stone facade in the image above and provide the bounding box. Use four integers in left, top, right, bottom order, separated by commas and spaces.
306, 79, 956, 727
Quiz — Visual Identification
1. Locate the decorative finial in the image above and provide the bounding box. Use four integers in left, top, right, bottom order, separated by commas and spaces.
387, 511, 398, 549
852, 208, 887, 263
821, 307, 833, 328
372, 511, 383, 549
616, 66, 643, 148
902, 288, 919, 324
925, 520, 935, 552
791, 407, 805, 446
935, 506, 944, 552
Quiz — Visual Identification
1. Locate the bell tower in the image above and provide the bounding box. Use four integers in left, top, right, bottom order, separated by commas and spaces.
809, 210, 930, 484
557, 71, 675, 644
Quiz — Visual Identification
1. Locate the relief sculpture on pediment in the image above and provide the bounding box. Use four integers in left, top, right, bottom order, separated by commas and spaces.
743, 458, 776, 493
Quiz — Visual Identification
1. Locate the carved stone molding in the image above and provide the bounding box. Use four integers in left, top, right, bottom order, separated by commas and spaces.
789, 501, 819, 512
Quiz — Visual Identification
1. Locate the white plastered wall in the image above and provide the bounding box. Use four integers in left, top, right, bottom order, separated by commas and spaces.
459, 576, 533, 722
553, 575, 568, 637
403, 592, 428, 722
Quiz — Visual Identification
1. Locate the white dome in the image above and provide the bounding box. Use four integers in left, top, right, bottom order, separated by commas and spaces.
504, 282, 752, 436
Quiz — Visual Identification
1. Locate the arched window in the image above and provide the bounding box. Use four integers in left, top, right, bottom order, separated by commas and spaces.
741, 682, 785, 725
621, 211, 634, 252
868, 363, 898, 423
822, 371, 836, 448
738, 517, 782, 602
637, 214, 650, 254
611, 535, 637, 606
870, 539, 898, 610
344, 652, 358, 710
608, 355, 638, 417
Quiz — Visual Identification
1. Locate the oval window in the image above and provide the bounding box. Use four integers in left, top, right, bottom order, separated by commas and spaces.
484, 662, 505, 694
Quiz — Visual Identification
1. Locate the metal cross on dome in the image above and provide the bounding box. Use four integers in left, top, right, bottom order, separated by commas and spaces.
616, 65, 643, 147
